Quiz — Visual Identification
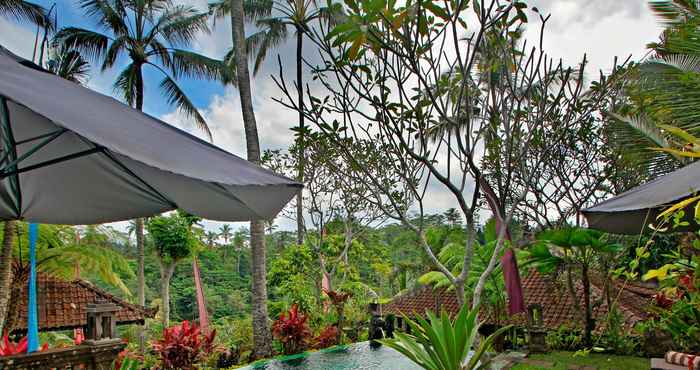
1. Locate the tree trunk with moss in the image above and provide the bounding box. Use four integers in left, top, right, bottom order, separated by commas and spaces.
160, 262, 177, 328
230, 0, 272, 357
0, 221, 15, 333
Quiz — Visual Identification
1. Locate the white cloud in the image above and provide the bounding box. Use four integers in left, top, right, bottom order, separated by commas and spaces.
0, 18, 40, 59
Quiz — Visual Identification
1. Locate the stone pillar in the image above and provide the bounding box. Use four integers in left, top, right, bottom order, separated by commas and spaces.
527, 304, 549, 353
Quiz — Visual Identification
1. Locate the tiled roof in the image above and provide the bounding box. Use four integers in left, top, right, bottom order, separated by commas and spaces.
382, 270, 655, 331
11, 273, 156, 333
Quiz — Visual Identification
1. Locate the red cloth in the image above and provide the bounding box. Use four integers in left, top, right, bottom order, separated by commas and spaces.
193, 258, 209, 332
501, 248, 525, 314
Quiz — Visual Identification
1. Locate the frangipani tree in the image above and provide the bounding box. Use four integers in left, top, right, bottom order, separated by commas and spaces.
274, 0, 622, 311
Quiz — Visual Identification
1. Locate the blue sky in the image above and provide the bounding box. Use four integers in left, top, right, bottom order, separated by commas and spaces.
0, 0, 664, 234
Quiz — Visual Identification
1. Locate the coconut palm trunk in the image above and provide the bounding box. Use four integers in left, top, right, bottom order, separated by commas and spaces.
133, 64, 148, 351
295, 26, 305, 246
230, 0, 273, 357
0, 221, 15, 333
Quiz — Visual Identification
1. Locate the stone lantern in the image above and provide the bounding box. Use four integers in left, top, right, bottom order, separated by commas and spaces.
84, 299, 121, 345
527, 304, 549, 353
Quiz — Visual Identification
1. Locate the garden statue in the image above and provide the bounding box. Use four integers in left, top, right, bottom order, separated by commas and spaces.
527, 304, 548, 353
368, 303, 385, 347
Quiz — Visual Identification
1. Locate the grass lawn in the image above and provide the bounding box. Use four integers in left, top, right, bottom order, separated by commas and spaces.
510, 350, 649, 370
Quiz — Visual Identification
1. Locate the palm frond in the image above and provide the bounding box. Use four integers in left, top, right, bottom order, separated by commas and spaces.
0, 0, 47, 26
606, 113, 684, 178
649, 0, 700, 25
154, 5, 209, 46
635, 55, 700, 132
78, 0, 130, 36
46, 48, 91, 84
171, 49, 232, 83
40, 243, 134, 296
158, 74, 212, 140
113, 62, 140, 107
146, 38, 173, 70
209, 0, 274, 23
53, 27, 111, 63
316, 2, 346, 27
249, 17, 289, 74
100, 35, 128, 71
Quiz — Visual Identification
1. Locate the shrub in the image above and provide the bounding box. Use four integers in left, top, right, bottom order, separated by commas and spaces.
546, 326, 583, 351
152, 321, 216, 370
380, 304, 511, 370
313, 326, 339, 349
272, 304, 312, 355
595, 308, 640, 356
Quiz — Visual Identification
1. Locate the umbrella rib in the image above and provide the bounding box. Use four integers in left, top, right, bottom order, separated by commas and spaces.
0, 147, 104, 179
98, 148, 178, 209
0, 129, 67, 173
210, 182, 265, 220
0, 96, 21, 217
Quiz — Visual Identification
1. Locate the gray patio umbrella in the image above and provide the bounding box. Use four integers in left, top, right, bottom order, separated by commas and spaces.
0, 46, 301, 224
581, 160, 700, 235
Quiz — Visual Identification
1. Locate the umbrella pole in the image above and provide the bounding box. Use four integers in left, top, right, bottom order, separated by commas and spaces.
27, 223, 38, 352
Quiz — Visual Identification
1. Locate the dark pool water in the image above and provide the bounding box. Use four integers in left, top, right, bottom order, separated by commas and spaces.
238, 341, 424, 370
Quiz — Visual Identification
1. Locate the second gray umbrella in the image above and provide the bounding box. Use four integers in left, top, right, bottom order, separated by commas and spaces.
582, 160, 700, 235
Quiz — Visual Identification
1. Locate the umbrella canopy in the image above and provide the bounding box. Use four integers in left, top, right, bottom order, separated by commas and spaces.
582, 160, 700, 235
0, 46, 301, 224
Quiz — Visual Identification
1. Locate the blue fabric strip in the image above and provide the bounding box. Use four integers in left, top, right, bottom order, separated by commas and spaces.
27, 223, 38, 352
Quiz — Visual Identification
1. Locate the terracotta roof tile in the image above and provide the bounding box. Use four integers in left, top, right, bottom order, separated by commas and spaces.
11, 273, 156, 333
382, 270, 655, 331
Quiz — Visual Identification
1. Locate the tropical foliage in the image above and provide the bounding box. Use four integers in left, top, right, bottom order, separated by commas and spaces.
271, 304, 312, 355
152, 320, 216, 370
380, 304, 511, 370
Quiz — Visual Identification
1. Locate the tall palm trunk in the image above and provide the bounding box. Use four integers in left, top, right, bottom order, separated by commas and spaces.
0, 221, 16, 333
230, 0, 272, 357
295, 26, 304, 246
134, 64, 147, 352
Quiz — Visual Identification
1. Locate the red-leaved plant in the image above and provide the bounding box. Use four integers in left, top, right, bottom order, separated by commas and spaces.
272, 304, 312, 355
152, 321, 216, 370
0, 334, 48, 356
313, 325, 339, 349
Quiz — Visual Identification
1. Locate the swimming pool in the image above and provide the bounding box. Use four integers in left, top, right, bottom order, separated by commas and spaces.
238, 341, 424, 370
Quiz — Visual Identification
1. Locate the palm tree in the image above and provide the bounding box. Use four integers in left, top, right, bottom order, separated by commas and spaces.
54, 0, 227, 350
211, 0, 341, 246
232, 227, 249, 276
45, 46, 91, 84
208, 0, 274, 356
218, 224, 233, 258
608, 1, 700, 185
204, 230, 219, 248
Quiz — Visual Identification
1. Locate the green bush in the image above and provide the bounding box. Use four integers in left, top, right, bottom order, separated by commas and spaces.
546, 326, 583, 351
